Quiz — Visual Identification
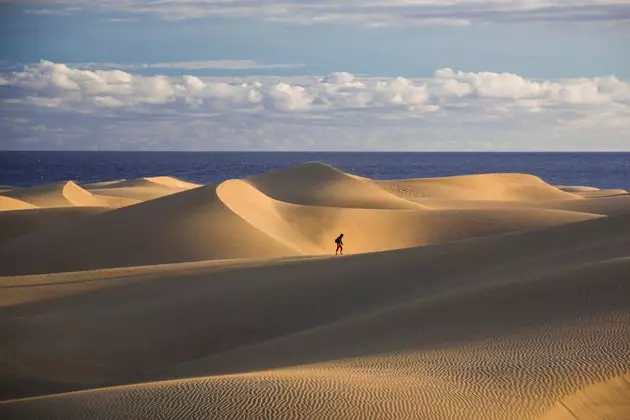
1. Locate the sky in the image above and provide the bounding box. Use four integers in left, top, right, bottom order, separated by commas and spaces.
0, 1, 629, 151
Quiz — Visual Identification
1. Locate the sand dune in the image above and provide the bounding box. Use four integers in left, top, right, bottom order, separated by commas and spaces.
0, 196, 36, 212
539, 194, 630, 216
377, 173, 581, 202
83, 176, 200, 206
0, 163, 628, 419
554, 184, 628, 198
0, 168, 599, 275
84, 176, 199, 191
539, 373, 630, 420
0, 207, 109, 244
1, 212, 629, 418
574, 189, 627, 198
555, 185, 601, 193
0, 181, 105, 208
247, 162, 424, 209
0, 183, 300, 275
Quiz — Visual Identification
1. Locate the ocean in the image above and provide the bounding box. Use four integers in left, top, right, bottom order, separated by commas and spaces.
1, 151, 629, 190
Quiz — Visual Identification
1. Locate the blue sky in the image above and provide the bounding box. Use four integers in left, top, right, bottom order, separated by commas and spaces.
1, 1, 629, 150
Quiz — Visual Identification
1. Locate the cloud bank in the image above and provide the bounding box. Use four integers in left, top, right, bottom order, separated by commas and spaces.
76, 60, 304, 71
1, 61, 629, 150
18, 0, 630, 26
3, 60, 628, 113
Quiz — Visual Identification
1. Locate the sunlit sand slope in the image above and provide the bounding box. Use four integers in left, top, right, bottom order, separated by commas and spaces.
0, 196, 36, 212
0, 181, 105, 208
539, 373, 630, 420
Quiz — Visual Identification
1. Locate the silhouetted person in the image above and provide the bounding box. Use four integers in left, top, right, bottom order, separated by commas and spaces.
335, 233, 344, 255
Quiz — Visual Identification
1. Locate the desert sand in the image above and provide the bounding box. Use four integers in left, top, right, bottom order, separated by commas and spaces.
0, 163, 628, 419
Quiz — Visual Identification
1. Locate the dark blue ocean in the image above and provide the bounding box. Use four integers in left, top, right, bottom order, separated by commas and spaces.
1, 152, 629, 190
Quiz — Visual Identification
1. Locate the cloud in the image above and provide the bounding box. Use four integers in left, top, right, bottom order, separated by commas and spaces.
1, 60, 629, 150
3, 60, 629, 113
75, 60, 304, 71
14, 1, 630, 26
24, 6, 82, 16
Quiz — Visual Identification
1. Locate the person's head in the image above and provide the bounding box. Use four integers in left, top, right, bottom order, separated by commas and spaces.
339, 233, 344, 238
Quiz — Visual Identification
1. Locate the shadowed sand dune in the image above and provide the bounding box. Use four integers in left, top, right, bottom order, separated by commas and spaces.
0, 207, 110, 243
0, 163, 628, 419
556, 185, 601, 193
0, 213, 629, 418
540, 194, 630, 216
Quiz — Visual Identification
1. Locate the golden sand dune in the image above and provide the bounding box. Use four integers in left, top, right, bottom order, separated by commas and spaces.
84, 176, 200, 206
0, 181, 105, 208
0, 212, 629, 419
221, 178, 601, 255
84, 176, 199, 191
377, 173, 581, 202
0, 207, 109, 244
247, 162, 424, 209
0, 165, 600, 276
0, 163, 628, 419
0, 183, 301, 275
0, 196, 36, 212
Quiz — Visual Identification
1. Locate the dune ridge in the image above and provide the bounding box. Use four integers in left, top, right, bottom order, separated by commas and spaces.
0, 163, 628, 419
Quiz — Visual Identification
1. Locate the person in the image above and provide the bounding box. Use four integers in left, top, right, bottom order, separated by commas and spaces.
335, 233, 344, 255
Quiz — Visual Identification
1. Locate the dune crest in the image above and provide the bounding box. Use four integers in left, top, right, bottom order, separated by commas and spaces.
247, 162, 424, 209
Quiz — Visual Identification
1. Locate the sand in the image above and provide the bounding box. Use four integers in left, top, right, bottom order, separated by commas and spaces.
0, 163, 628, 419
84, 176, 201, 206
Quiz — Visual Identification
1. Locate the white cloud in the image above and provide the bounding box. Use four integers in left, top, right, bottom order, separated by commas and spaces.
76, 60, 304, 71
3, 60, 628, 114
15, 0, 630, 26
1, 60, 629, 150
